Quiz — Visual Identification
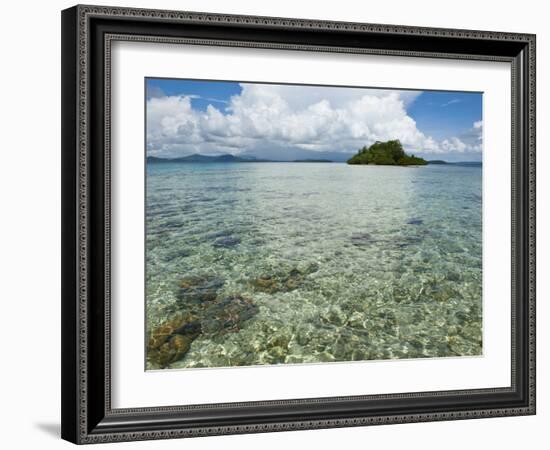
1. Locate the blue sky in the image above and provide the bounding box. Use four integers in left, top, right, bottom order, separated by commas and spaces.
146, 78, 483, 162
407, 91, 482, 142
147, 78, 241, 111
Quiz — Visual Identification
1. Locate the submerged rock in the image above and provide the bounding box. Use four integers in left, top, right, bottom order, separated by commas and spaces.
304, 262, 320, 274
213, 236, 241, 248
251, 275, 280, 294
148, 292, 259, 367
351, 232, 373, 247
147, 312, 198, 351
446, 270, 462, 282
347, 311, 367, 329
351, 348, 368, 361
250, 268, 305, 294
268, 345, 287, 363
284, 269, 304, 291
394, 236, 423, 249
205, 229, 234, 239
285, 355, 304, 364
174, 320, 202, 336
176, 275, 224, 305
267, 332, 291, 349
202, 295, 259, 334
147, 313, 203, 368
321, 305, 348, 326
426, 283, 460, 303
163, 248, 191, 261
454, 311, 470, 325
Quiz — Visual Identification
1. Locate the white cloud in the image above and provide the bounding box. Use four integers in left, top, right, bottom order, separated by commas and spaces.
146, 85, 166, 99
441, 137, 468, 152
441, 98, 461, 107
146, 85, 482, 158
435, 120, 483, 153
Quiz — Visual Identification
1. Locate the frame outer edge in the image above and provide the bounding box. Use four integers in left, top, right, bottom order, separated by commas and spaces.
65, 4, 537, 444
76, 3, 534, 41
77, 3, 90, 444
61, 5, 80, 445
527, 34, 536, 414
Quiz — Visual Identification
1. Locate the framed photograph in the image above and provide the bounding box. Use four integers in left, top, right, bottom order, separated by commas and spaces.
61, 4, 536, 444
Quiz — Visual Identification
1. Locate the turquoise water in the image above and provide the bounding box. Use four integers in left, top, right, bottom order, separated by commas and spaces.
145, 162, 482, 370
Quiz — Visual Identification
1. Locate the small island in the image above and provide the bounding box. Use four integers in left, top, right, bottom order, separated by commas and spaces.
347, 140, 427, 166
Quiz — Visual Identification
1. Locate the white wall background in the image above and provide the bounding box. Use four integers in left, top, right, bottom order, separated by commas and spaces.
0, 0, 546, 448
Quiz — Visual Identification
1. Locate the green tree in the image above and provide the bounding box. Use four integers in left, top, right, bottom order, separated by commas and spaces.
347, 140, 427, 166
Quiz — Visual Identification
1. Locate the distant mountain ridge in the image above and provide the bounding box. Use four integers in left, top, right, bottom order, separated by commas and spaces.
427, 160, 482, 167
146, 153, 482, 166
147, 154, 337, 163
240, 148, 354, 162
147, 154, 269, 163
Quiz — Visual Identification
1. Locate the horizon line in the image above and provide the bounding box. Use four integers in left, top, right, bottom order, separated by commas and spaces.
146, 155, 482, 164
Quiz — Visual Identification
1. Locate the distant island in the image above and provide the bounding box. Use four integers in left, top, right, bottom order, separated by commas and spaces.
347, 140, 427, 166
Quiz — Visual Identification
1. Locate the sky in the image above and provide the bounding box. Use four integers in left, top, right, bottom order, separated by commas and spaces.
146, 78, 483, 162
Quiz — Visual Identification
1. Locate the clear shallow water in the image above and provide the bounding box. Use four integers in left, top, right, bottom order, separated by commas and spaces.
145, 162, 482, 370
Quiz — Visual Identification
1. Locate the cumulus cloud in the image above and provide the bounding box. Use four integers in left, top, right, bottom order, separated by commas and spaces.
441, 137, 467, 152
146, 85, 166, 99
456, 120, 483, 152
146, 84, 482, 158
436, 121, 483, 154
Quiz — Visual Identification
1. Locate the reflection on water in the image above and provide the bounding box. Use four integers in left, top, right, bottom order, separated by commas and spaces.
146, 162, 482, 370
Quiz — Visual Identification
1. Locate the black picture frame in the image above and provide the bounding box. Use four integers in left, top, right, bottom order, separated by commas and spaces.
61, 4, 536, 444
